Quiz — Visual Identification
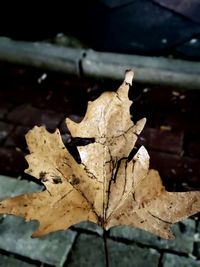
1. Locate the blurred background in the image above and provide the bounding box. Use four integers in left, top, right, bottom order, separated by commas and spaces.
0, 1, 200, 266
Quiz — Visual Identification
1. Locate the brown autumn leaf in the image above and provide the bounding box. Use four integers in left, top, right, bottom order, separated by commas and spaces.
0, 70, 200, 239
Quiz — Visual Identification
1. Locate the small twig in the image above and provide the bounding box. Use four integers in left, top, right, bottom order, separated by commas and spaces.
103, 229, 109, 267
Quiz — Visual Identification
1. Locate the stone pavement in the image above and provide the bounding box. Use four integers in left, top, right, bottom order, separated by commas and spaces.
0, 64, 200, 266
0, 175, 200, 267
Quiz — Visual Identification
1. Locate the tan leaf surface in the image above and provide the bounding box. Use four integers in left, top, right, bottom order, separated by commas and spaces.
0, 70, 200, 239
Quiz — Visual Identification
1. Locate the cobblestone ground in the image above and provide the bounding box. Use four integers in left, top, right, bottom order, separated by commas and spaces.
0, 64, 200, 266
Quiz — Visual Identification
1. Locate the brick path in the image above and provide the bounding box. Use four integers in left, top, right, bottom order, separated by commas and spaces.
0, 64, 200, 266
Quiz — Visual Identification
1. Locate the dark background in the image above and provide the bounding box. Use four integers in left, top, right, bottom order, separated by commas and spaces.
0, 0, 200, 59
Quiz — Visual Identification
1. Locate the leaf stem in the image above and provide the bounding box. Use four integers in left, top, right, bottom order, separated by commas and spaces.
103, 229, 109, 267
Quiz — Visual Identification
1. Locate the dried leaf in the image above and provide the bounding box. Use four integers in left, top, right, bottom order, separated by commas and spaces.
0, 70, 200, 239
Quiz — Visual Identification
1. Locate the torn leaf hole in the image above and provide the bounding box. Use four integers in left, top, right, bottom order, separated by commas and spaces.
69, 175, 80, 185
53, 176, 62, 184
39, 171, 47, 179
128, 147, 139, 161
72, 137, 95, 146
179, 222, 187, 233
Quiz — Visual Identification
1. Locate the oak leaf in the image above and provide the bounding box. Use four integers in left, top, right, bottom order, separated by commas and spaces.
0, 70, 200, 239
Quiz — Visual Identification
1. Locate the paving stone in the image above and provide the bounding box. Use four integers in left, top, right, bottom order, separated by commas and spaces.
37, 87, 75, 113
73, 221, 103, 236
59, 115, 83, 134
137, 127, 184, 155
5, 125, 30, 150
109, 219, 195, 254
0, 121, 14, 144
160, 112, 200, 134
68, 233, 105, 267
2, 84, 48, 107
60, 120, 70, 134
149, 151, 200, 191
6, 104, 64, 130
40, 109, 65, 131
0, 175, 42, 199
0, 254, 37, 267
186, 134, 200, 158
195, 221, 200, 257
0, 216, 76, 266
107, 238, 160, 267
0, 175, 76, 266
0, 147, 27, 176
162, 253, 200, 267
0, 102, 13, 119
0, 176, 102, 264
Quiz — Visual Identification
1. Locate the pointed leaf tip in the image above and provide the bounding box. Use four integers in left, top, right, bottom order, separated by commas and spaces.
125, 69, 134, 85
